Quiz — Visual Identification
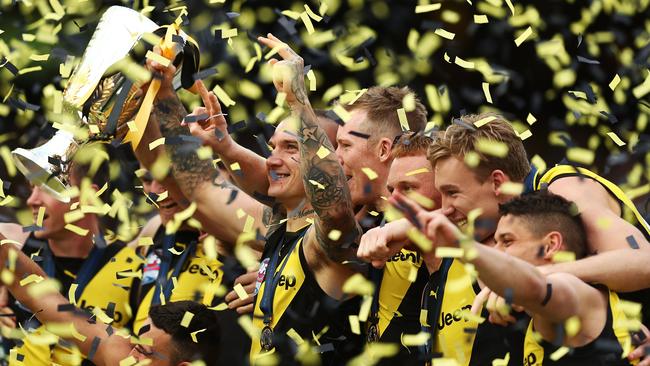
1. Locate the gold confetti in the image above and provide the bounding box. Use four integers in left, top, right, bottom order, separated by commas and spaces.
464, 151, 481, 167
349, 315, 360, 334
148, 138, 165, 150
342, 273, 374, 296
300, 12, 315, 34
565, 316, 581, 337
233, 283, 249, 300
401, 332, 430, 346
482, 82, 493, 103
474, 14, 489, 23
361, 167, 378, 180
454, 57, 475, 69
213, 85, 236, 107
609, 74, 621, 91
550, 346, 570, 361
181, 311, 194, 327
435, 28, 455, 40
286, 328, 305, 345
514, 26, 533, 47
397, 108, 409, 131
405, 168, 430, 176
65, 224, 89, 236
474, 115, 497, 128
145, 50, 171, 67
36, 206, 46, 226
552, 251, 576, 263
307, 69, 316, 91
19, 274, 44, 286
499, 182, 524, 195
566, 147, 595, 165
333, 104, 351, 122
517, 129, 532, 140
316, 146, 331, 159
606, 132, 626, 146
632, 70, 650, 99
68, 283, 78, 305
190, 329, 206, 343
475, 138, 509, 157
415, 4, 442, 13
435, 247, 464, 258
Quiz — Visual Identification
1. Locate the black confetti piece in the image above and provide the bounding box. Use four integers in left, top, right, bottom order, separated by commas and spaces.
504, 288, 514, 305
278, 16, 298, 36
192, 68, 218, 81
1, 57, 18, 75
254, 134, 272, 158
226, 189, 238, 204
626, 235, 640, 249
22, 225, 43, 232
87, 337, 101, 361
349, 130, 371, 139
172, 34, 184, 44
227, 120, 247, 134
577, 55, 600, 64
600, 111, 618, 124
256, 112, 267, 123
226, 12, 240, 19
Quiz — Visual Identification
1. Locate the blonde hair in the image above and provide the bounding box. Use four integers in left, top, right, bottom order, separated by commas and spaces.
344, 86, 427, 141
428, 113, 530, 182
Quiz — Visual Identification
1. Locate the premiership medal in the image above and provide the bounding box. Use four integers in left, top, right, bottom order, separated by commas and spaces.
367, 317, 379, 343
260, 325, 274, 351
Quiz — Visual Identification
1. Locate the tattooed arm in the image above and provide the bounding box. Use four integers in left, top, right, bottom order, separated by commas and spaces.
259, 34, 361, 264
133, 57, 268, 250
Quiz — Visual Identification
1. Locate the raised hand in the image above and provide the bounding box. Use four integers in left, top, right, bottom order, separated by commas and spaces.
181, 80, 232, 152
390, 191, 464, 250
257, 33, 308, 108
471, 286, 523, 326
357, 219, 412, 269
144, 44, 178, 99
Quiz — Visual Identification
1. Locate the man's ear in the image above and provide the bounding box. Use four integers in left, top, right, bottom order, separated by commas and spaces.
542, 231, 564, 261
377, 137, 393, 163
176, 362, 192, 366
491, 170, 511, 197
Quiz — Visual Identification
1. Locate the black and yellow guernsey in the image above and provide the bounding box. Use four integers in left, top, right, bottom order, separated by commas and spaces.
134, 226, 249, 365
522, 287, 633, 365
251, 222, 363, 365
10, 233, 141, 366
368, 249, 429, 365
422, 258, 510, 365
530, 165, 650, 324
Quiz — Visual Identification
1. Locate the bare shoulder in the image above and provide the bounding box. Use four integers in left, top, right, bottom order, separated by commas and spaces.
0, 223, 29, 247
547, 176, 615, 211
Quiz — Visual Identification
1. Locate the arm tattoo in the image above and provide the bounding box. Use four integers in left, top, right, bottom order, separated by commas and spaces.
152, 95, 213, 197
297, 107, 360, 261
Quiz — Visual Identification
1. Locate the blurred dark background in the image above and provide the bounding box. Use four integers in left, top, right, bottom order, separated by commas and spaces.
1, 0, 649, 229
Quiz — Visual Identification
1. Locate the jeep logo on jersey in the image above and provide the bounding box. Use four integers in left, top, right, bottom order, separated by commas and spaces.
278, 274, 296, 290
79, 300, 124, 324
437, 304, 472, 330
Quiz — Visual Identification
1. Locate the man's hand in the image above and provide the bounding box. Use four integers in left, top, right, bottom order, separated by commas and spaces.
225, 269, 259, 315
390, 191, 463, 250
471, 286, 523, 327
144, 44, 177, 99
629, 325, 650, 366
181, 80, 232, 152
358, 226, 404, 269
257, 33, 308, 108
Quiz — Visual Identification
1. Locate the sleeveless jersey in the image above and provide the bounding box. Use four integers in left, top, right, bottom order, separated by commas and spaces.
10, 242, 142, 366
426, 259, 509, 365
522, 289, 633, 365
533, 165, 650, 324
374, 249, 429, 365
251, 223, 362, 365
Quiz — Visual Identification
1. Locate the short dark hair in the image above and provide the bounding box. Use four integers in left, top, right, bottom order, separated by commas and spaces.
149, 301, 220, 365
498, 191, 587, 259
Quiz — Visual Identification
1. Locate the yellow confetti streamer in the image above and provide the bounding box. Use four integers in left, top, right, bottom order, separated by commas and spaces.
19, 274, 44, 286
145, 50, 171, 67
474, 115, 497, 128
550, 346, 570, 361
148, 137, 165, 150
65, 224, 89, 236
401, 332, 430, 346
609, 74, 621, 91
435, 28, 455, 40
474, 14, 489, 23
181, 311, 194, 327
316, 146, 330, 159
397, 108, 409, 131
304, 4, 322, 21
504, 0, 515, 15
361, 167, 378, 180
475, 139, 509, 157
190, 329, 206, 343
233, 283, 249, 300
435, 247, 464, 258
454, 57, 475, 69
499, 182, 524, 195
213, 85, 236, 107
526, 113, 537, 125
514, 26, 533, 47
36, 206, 46, 227
606, 132, 626, 146
405, 167, 430, 176
632, 70, 650, 99
482, 82, 493, 103
300, 12, 315, 34
566, 147, 595, 165
349, 315, 360, 334
333, 104, 351, 122
286, 328, 305, 345
552, 251, 576, 263
307, 69, 316, 91
415, 4, 442, 13
68, 283, 78, 305
342, 273, 374, 296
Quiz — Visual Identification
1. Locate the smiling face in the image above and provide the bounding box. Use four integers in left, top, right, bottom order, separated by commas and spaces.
130, 319, 177, 366
387, 154, 441, 207
266, 119, 306, 210
494, 214, 548, 266
335, 109, 392, 207
434, 157, 502, 240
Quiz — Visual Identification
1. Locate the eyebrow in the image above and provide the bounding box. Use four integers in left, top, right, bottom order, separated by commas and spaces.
438, 184, 459, 191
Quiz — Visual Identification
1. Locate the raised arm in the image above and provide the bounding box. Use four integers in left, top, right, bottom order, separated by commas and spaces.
133, 51, 270, 249
260, 34, 360, 262
0, 236, 131, 366
183, 92, 271, 204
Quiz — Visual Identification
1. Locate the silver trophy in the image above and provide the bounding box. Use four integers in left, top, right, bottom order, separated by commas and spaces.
12, 6, 200, 202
